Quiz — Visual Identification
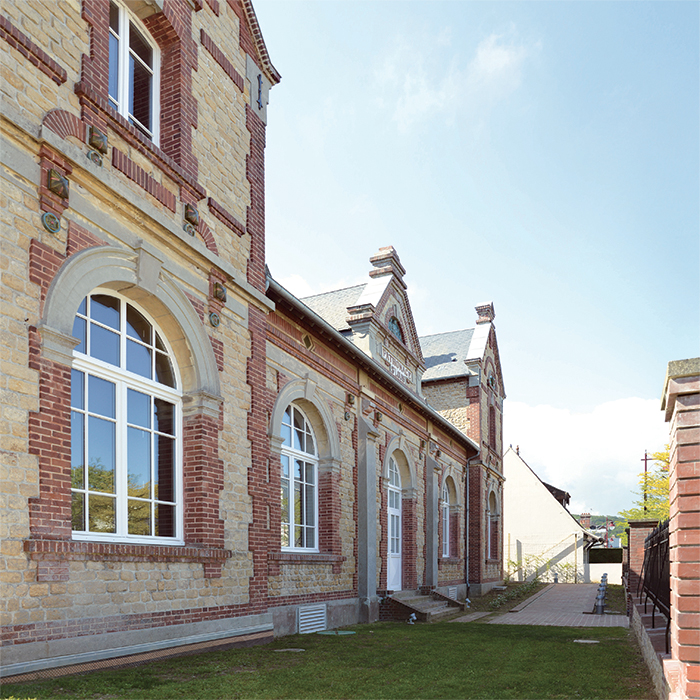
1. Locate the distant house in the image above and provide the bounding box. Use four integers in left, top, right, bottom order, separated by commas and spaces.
502, 448, 601, 583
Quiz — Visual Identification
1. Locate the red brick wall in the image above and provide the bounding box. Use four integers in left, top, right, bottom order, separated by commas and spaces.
665, 369, 700, 698
627, 520, 658, 596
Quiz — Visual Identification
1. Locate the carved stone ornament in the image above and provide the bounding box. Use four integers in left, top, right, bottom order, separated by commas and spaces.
47, 169, 69, 199
184, 204, 200, 227
209, 311, 220, 327
213, 282, 227, 302
183, 222, 196, 237
87, 125, 108, 154
41, 212, 61, 234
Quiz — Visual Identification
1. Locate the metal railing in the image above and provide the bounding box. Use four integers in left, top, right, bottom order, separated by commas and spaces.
637, 519, 670, 653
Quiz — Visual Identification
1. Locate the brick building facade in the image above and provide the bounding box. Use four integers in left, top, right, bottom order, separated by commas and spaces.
0, 0, 503, 676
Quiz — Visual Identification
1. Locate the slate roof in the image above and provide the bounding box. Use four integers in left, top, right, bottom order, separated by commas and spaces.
419, 329, 477, 381
300, 285, 366, 332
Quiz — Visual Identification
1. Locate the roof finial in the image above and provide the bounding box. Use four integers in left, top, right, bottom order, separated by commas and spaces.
475, 302, 495, 325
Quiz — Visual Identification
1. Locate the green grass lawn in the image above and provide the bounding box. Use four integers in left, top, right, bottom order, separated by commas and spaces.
1, 620, 654, 700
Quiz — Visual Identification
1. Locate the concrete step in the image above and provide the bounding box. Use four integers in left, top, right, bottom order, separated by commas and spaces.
389, 590, 463, 622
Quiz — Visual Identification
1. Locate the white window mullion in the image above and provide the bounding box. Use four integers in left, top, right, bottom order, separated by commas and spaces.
115, 381, 127, 537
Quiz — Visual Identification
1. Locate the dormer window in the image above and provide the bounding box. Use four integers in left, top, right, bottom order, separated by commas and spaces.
388, 316, 404, 343
109, 0, 160, 143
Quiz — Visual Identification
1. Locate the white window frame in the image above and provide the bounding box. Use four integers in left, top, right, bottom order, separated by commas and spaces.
109, 0, 160, 144
71, 290, 182, 545
442, 483, 450, 558
280, 405, 319, 552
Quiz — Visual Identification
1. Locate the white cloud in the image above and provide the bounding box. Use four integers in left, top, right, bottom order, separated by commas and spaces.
504, 397, 668, 516
374, 29, 537, 133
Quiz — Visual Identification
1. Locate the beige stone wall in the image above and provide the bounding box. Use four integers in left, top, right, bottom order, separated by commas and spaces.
423, 381, 470, 436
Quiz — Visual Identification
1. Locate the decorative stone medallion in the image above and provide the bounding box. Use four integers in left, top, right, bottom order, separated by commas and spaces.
87, 150, 103, 167
41, 212, 61, 233
183, 222, 196, 237
213, 282, 227, 302
208, 312, 220, 327
184, 204, 200, 227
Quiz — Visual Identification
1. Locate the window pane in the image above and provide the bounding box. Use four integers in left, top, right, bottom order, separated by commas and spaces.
127, 388, 150, 428
294, 481, 302, 525
155, 332, 166, 352
127, 426, 151, 498
281, 478, 289, 525
89, 494, 116, 533
293, 409, 304, 451
88, 375, 115, 418
90, 324, 120, 367
129, 22, 152, 67
280, 420, 291, 447
305, 526, 315, 549
71, 411, 84, 488
126, 305, 151, 343
280, 454, 289, 478
128, 498, 151, 536
305, 429, 315, 456
71, 369, 84, 410
154, 399, 174, 435
72, 492, 85, 531
281, 522, 289, 548
130, 55, 152, 132
305, 463, 314, 485
109, 32, 119, 102
77, 297, 87, 315
127, 338, 152, 378
155, 504, 174, 537
91, 294, 120, 330
109, 1, 119, 32
155, 352, 175, 388
305, 484, 315, 526
294, 525, 302, 548
295, 459, 303, 482
72, 316, 86, 354
88, 416, 115, 493
155, 435, 174, 502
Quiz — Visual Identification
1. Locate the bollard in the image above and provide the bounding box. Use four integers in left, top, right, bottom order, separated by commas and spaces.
553, 573, 558, 584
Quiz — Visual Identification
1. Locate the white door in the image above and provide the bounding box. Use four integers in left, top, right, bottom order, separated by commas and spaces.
387, 457, 402, 590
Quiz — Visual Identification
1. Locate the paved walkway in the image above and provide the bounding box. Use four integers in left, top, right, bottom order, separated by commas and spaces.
487, 583, 629, 628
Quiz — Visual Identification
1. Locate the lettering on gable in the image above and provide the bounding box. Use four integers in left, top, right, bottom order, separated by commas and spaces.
381, 346, 413, 384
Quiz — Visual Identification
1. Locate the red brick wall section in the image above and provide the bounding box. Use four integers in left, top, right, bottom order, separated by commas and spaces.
200, 29, 245, 92
318, 471, 343, 573
29, 239, 66, 313
246, 305, 273, 605
182, 408, 226, 559
627, 520, 657, 596
66, 220, 106, 257
402, 497, 417, 589
27, 329, 73, 550
468, 465, 482, 583
666, 372, 700, 697
0, 15, 67, 85
208, 197, 246, 237
245, 105, 266, 292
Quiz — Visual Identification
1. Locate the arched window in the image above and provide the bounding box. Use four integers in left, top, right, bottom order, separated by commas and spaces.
109, 0, 160, 142
388, 316, 404, 343
280, 404, 318, 551
488, 491, 499, 560
442, 483, 450, 558
70, 292, 181, 542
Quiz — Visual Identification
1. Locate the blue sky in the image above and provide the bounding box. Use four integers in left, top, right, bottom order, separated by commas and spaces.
253, 1, 699, 517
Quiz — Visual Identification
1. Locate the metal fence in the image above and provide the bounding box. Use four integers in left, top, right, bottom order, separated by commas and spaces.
637, 518, 670, 653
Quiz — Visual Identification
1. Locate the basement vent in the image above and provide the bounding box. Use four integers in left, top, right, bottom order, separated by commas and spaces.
297, 604, 326, 634
448, 587, 457, 600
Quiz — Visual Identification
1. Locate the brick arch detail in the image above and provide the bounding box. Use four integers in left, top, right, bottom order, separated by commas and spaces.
42, 109, 84, 142
198, 220, 219, 255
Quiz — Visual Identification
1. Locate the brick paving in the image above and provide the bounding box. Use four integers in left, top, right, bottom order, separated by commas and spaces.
487, 583, 629, 628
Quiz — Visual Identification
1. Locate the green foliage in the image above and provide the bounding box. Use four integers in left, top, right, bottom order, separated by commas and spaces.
617, 446, 670, 544
0, 623, 655, 699
488, 578, 542, 610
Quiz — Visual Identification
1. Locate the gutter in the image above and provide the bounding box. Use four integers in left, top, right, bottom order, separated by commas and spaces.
267, 277, 480, 455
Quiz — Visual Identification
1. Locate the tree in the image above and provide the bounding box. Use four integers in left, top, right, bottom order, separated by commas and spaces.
617, 446, 669, 545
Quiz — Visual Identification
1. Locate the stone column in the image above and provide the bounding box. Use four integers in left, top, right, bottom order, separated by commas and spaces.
357, 414, 380, 622
662, 358, 700, 700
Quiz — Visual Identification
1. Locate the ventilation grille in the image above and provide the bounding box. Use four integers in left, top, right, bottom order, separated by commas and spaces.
298, 604, 327, 634
448, 586, 457, 600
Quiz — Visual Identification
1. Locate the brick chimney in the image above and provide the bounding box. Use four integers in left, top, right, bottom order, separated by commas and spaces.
475, 302, 495, 324
579, 513, 591, 528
